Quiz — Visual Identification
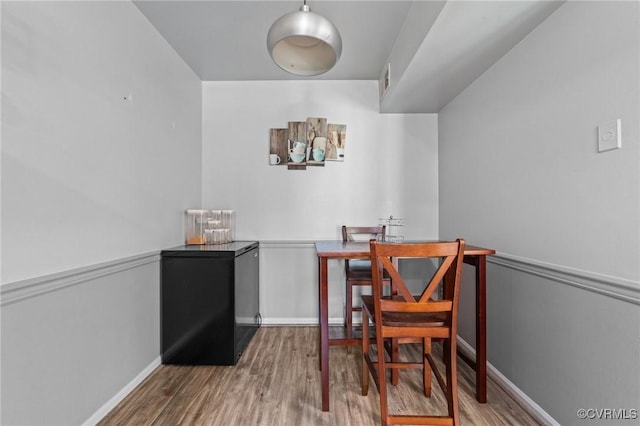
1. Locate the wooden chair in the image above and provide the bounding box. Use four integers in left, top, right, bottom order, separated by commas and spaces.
341, 225, 390, 333
361, 239, 466, 426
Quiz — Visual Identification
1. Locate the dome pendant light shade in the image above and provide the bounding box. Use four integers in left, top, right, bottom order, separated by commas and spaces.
267, 2, 342, 76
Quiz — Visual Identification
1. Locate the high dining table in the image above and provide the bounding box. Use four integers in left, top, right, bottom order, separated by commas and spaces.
315, 240, 496, 412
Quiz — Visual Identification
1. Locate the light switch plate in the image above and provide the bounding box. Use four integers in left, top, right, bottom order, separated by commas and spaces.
598, 119, 621, 152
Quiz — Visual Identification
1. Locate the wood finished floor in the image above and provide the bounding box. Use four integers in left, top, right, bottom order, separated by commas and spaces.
99, 327, 540, 426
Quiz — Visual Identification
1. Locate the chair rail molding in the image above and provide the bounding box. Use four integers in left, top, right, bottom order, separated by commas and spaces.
488, 252, 640, 305
258, 240, 317, 249
1, 251, 160, 306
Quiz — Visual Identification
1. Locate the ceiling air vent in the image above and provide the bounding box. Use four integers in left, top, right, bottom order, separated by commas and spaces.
383, 62, 391, 92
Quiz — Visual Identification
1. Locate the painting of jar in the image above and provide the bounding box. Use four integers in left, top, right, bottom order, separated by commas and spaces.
306, 117, 327, 166
326, 123, 347, 161
288, 121, 307, 170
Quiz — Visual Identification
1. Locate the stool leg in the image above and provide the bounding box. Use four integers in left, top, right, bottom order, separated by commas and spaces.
377, 336, 389, 426
423, 338, 432, 397
446, 337, 460, 425
362, 308, 370, 396
346, 281, 353, 333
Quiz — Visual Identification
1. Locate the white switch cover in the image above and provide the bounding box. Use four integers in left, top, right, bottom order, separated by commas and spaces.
598, 119, 621, 152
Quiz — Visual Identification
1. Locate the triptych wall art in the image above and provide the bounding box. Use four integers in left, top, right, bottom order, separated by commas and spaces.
269, 117, 347, 170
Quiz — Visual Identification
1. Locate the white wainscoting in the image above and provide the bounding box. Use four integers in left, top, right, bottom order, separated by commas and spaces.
258, 241, 348, 325
4, 244, 636, 425
1, 252, 161, 425
484, 252, 639, 425
457, 337, 560, 426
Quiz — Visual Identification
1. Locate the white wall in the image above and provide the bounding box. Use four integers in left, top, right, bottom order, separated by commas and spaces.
439, 1, 639, 424
202, 81, 438, 322
202, 81, 438, 241
1, 1, 202, 284
1, 2, 202, 424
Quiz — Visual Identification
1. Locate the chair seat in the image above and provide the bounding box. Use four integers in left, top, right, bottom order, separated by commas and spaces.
348, 259, 372, 272
361, 295, 447, 327
346, 261, 390, 281
346, 268, 374, 281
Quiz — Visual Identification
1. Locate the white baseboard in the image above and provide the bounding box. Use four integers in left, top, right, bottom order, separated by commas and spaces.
456, 337, 559, 426
83, 356, 161, 426
261, 317, 318, 326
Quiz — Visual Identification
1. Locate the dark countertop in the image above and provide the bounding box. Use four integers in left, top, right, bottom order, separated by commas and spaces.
161, 241, 258, 257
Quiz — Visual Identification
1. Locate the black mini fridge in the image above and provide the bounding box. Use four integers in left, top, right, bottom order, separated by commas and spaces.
161, 241, 260, 365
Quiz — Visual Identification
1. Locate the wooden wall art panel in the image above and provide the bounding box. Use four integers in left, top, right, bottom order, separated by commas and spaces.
269, 128, 288, 166
306, 117, 327, 167
269, 117, 346, 171
326, 123, 347, 162
288, 121, 307, 170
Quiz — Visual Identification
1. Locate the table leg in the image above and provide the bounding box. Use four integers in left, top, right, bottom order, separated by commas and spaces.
319, 256, 330, 411
475, 255, 487, 403
318, 259, 322, 371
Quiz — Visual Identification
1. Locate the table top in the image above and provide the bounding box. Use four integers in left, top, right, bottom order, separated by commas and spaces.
315, 240, 495, 258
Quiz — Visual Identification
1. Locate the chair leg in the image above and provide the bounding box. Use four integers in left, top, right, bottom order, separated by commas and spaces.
423, 338, 432, 397
346, 281, 353, 333
377, 335, 389, 426
361, 309, 369, 396
390, 338, 399, 385
446, 337, 460, 425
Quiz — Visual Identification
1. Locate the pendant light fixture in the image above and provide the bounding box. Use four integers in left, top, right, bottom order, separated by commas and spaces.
267, 1, 342, 76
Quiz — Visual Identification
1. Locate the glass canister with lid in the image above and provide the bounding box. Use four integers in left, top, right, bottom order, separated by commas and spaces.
185, 209, 236, 244
185, 209, 211, 244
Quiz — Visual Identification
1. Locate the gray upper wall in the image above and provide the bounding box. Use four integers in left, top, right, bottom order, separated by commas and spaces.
439, 0, 639, 281
439, 1, 639, 424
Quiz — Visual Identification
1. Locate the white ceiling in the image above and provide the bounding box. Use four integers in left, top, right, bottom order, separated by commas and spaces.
134, 0, 564, 113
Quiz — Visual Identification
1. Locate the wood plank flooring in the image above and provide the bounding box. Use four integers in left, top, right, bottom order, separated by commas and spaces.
99, 327, 540, 425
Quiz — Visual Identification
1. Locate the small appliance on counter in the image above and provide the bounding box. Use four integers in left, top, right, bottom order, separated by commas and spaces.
185, 209, 236, 244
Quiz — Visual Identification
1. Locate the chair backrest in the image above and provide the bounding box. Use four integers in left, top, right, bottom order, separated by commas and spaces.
341, 225, 386, 242
369, 239, 466, 336
342, 226, 386, 271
